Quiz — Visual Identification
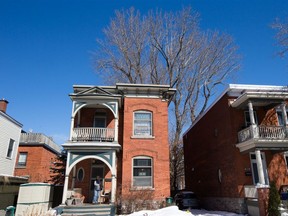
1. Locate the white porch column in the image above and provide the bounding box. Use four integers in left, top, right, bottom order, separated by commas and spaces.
111, 151, 117, 203
255, 150, 265, 185
70, 116, 75, 141
248, 101, 256, 125
281, 102, 288, 126
114, 118, 119, 142
71, 166, 76, 189
62, 151, 71, 204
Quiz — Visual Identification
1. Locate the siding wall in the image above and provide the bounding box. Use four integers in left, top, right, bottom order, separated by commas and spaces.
0, 113, 22, 175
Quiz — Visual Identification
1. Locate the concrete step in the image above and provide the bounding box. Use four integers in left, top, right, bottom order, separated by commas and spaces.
60, 204, 115, 216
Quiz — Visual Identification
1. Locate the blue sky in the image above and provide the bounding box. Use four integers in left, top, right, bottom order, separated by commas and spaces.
0, 0, 287, 144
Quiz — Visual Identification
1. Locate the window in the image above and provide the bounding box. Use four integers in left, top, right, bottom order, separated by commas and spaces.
18, 152, 28, 167
133, 156, 153, 187
277, 111, 288, 126
134, 111, 152, 136
94, 112, 107, 128
244, 111, 258, 127
77, 167, 85, 181
6, 139, 15, 158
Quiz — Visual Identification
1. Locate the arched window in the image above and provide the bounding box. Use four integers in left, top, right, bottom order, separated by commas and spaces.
132, 156, 153, 187
77, 167, 85, 182
133, 111, 152, 136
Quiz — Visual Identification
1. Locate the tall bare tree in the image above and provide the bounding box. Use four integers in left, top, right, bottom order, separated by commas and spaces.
94, 7, 240, 191
272, 18, 288, 58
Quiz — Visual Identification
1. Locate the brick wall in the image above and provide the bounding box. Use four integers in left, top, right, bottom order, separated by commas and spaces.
15, 145, 58, 183
183, 94, 288, 213
120, 97, 170, 201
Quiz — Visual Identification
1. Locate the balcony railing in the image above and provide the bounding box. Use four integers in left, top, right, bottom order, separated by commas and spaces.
238, 125, 288, 143
72, 127, 115, 142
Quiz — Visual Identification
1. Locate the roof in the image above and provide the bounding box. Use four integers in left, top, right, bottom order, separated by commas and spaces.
183, 84, 288, 137
70, 83, 176, 105
20, 133, 62, 154
0, 110, 22, 128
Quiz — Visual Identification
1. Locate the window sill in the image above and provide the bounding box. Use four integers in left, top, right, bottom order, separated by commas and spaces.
131, 135, 155, 139
130, 187, 155, 191
15, 166, 26, 169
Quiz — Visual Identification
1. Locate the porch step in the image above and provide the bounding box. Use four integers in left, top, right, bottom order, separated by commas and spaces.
60, 204, 115, 216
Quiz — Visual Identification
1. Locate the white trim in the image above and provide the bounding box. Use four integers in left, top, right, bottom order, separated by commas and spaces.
132, 156, 153, 188
133, 111, 153, 137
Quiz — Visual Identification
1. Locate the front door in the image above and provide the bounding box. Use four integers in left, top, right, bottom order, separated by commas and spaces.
250, 152, 269, 185
90, 165, 104, 200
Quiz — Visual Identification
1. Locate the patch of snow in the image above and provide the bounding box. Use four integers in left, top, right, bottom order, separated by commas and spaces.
120, 206, 247, 216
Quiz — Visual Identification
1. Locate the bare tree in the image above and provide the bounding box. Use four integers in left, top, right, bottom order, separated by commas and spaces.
94, 7, 240, 191
272, 18, 288, 58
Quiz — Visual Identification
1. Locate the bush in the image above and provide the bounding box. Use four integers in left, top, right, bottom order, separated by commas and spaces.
268, 181, 281, 216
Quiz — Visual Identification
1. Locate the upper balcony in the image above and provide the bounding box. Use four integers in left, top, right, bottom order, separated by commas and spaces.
72, 127, 115, 142
236, 125, 288, 153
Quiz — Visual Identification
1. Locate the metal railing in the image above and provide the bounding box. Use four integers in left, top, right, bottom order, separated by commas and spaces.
72, 127, 115, 142
238, 125, 288, 143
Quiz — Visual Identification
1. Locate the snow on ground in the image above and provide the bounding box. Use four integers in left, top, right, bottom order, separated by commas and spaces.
121, 206, 247, 216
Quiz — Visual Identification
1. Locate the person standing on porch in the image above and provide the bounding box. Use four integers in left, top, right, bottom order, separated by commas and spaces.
93, 176, 102, 204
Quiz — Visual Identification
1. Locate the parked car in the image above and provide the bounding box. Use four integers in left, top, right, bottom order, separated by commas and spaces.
174, 191, 199, 210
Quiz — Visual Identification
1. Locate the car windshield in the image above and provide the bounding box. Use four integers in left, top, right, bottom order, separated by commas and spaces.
182, 193, 196, 198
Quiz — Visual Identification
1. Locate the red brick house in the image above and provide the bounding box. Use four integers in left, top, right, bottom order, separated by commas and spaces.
15, 132, 62, 183
183, 84, 288, 214
61, 83, 175, 207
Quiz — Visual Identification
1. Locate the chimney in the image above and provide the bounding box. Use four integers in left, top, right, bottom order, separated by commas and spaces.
0, 99, 9, 113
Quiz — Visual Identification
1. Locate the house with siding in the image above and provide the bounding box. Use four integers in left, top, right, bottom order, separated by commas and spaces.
15, 132, 62, 183
0, 99, 28, 209
183, 84, 288, 215
61, 83, 175, 210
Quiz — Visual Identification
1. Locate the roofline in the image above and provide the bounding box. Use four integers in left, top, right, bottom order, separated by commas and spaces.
182, 83, 288, 137
0, 111, 22, 128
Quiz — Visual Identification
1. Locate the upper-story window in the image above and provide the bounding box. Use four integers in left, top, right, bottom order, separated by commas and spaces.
6, 138, 15, 158
133, 156, 153, 187
277, 111, 288, 126
134, 111, 152, 136
94, 112, 107, 128
244, 111, 258, 127
17, 152, 28, 167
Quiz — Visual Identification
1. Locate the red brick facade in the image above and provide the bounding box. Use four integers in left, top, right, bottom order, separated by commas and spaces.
15, 145, 59, 183
65, 84, 175, 206
183, 85, 288, 214
120, 97, 170, 200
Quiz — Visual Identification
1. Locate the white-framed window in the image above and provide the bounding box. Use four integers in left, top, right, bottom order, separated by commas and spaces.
18, 152, 28, 167
277, 110, 288, 126
77, 167, 85, 182
6, 138, 15, 158
244, 111, 258, 127
133, 156, 153, 187
133, 111, 152, 136
250, 152, 269, 185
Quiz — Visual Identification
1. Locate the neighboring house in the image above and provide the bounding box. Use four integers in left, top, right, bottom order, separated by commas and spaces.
61, 83, 175, 209
0, 99, 28, 209
15, 132, 62, 183
183, 84, 288, 214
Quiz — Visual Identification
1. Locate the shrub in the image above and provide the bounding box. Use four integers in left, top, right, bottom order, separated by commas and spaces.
268, 181, 281, 216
